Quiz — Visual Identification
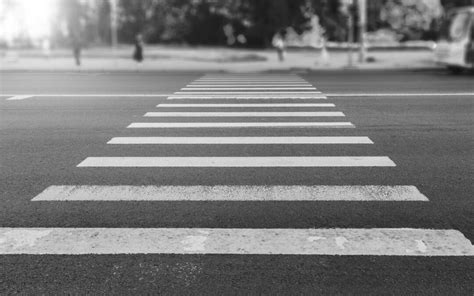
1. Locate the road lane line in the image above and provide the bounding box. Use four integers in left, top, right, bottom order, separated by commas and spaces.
4, 93, 472, 99
3, 94, 326, 99
168, 96, 327, 99
6, 95, 33, 100
127, 122, 354, 128
175, 91, 322, 94
186, 84, 313, 87
186, 83, 314, 88
3, 94, 171, 98
77, 156, 395, 167
144, 112, 345, 117
196, 78, 305, 80
182, 88, 317, 90
1, 228, 471, 255
200, 74, 298, 77
202, 75, 300, 77
32, 185, 426, 201
327, 93, 474, 97
190, 79, 309, 84
192, 82, 309, 84
156, 103, 336, 108
107, 136, 372, 145
196, 78, 306, 80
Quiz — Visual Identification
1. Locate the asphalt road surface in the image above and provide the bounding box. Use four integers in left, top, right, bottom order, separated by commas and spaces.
1, 70, 473, 295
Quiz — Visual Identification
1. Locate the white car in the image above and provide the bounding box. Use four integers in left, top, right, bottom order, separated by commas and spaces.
434, 6, 474, 73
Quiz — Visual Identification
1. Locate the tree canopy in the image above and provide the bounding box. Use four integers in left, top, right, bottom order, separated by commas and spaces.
7, 0, 471, 48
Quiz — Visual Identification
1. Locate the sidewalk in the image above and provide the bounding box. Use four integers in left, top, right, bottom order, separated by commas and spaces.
0, 46, 439, 72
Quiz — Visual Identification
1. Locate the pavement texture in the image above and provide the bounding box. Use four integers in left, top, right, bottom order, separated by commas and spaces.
0, 70, 473, 294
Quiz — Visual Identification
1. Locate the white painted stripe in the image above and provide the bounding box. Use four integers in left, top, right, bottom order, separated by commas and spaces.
3, 94, 326, 99
195, 78, 305, 80
202, 75, 300, 77
199, 79, 305, 81
6, 95, 33, 100
193, 82, 308, 84
3, 94, 171, 98
202, 75, 299, 76
196, 78, 305, 80
4, 93, 472, 98
32, 185, 427, 201
194, 81, 308, 84
201, 75, 298, 77
200, 78, 305, 79
175, 91, 322, 94
326, 93, 474, 97
127, 122, 354, 128
1, 228, 471, 255
107, 136, 373, 145
157, 103, 335, 108
182, 88, 317, 91
197, 78, 306, 80
77, 156, 395, 167
144, 112, 345, 117
200, 79, 304, 80
168, 96, 327, 100
189, 84, 311, 86
186, 83, 313, 88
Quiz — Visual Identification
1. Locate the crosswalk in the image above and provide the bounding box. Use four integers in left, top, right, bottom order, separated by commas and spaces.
1, 74, 473, 257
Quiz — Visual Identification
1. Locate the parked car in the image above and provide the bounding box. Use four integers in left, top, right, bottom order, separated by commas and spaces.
434, 6, 474, 73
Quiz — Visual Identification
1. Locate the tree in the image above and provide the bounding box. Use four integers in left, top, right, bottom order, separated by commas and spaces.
379, 0, 443, 41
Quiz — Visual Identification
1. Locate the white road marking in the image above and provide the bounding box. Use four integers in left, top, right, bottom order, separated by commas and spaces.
416, 240, 428, 253
3, 94, 171, 98
196, 78, 306, 81
200, 74, 297, 76
144, 112, 345, 117
192, 82, 309, 84
195, 78, 304, 80
3, 93, 472, 99
168, 96, 327, 99
156, 103, 336, 108
32, 185, 427, 201
186, 84, 313, 87
335, 237, 348, 249
77, 156, 396, 167
1, 228, 471, 255
127, 122, 354, 128
327, 93, 474, 97
193, 82, 309, 84
202, 75, 300, 77
107, 136, 372, 145
182, 88, 317, 90
175, 91, 322, 94
6, 95, 33, 100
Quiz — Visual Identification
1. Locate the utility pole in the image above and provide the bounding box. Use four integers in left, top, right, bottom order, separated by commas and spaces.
340, 0, 356, 68
347, 0, 355, 68
358, 0, 367, 63
110, 0, 118, 65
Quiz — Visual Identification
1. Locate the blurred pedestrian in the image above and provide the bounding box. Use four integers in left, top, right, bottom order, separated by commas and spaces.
272, 30, 286, 62
71, 35, 82, 66
133, 34, 144, 63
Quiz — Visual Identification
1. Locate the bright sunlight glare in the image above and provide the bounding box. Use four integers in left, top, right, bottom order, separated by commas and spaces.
0, 0, 58, 42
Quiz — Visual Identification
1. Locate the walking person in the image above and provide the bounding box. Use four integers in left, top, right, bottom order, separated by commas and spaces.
272, 29, 286, 62
133, 34, 144, 64
71, 30, 82, 66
